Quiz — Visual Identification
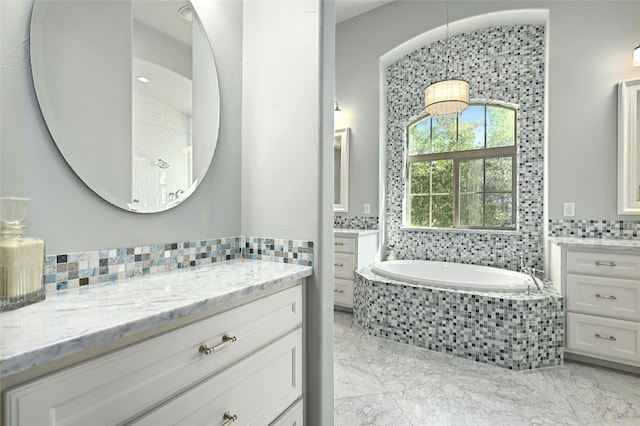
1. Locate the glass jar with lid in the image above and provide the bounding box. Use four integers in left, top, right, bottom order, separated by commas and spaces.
0, 197, 45, 311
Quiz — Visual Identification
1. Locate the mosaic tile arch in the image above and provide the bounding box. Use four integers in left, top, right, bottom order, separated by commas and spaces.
384, 25, 546, 272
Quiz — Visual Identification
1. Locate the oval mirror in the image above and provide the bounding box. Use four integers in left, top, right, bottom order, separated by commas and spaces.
30, 0, 220, 213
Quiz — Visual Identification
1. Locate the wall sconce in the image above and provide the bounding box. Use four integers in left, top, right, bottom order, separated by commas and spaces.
634, 43, 640, 67
334, 101, 342, 122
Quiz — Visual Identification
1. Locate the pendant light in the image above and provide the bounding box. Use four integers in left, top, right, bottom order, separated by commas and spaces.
424, 2, 469, 116
633, 42, 640, 67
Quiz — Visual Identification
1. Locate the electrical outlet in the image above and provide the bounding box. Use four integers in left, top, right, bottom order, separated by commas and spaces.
563, 202, 575, 217
364, 203, 371, 215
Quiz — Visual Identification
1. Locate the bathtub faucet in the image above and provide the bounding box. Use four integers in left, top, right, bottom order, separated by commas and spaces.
522, 266, 543, 292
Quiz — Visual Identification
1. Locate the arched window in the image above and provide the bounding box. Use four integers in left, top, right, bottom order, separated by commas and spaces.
405, 103, 516, 229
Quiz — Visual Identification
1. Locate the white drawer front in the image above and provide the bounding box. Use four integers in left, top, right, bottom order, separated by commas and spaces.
334, 253, 356, 280
566, 250, 640, 279
4, 285, 302, 426
134, 329, 303, 425
334, 237, 356, 254
334, 278, 354, 308
272, 399, 303, 426
567, 312, 640, 364
567, 274, 640, 321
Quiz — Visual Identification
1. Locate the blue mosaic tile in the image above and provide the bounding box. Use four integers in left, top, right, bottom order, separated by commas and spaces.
384, 25, 546, 272
43, 236, 314, 293
549, 219, 639, 240
334, 216, 379, 230
354, 266, 564, 371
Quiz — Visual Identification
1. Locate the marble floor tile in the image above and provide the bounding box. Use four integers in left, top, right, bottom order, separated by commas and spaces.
334, 310, 640, 426
334, 356, 387, 399
334, 394, 411, 426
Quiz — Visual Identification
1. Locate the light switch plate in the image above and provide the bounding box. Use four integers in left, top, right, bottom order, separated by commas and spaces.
563, 202, 575, 217
364, 203, 371, 215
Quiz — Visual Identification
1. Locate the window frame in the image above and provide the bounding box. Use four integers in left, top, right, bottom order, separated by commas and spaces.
404, 103, 517, 231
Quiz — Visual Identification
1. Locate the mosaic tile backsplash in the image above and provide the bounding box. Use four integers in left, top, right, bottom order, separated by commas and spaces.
385, 25, 546, 272
334, 215, 379, 230
354, 267, 564, 371
549, 219, 640, 240
45, 236, 314, 292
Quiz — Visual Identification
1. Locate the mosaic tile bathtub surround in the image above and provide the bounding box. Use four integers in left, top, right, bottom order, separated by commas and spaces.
333, 215, 379, 230
44, 236, 314, 292
385, 25, 546, 272
549, 219, 640, 240
354, 267, 564, 371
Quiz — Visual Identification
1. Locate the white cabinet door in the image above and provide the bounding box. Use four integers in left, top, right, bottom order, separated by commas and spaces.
133, 329, 303, 425
4, 286, 302, 426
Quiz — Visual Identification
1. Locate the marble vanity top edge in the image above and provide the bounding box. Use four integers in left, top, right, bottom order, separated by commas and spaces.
334, 228, 379, 237
0, 259, 312, 378
549, 236, 640, 249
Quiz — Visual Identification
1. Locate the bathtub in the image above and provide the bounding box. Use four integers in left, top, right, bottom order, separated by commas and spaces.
354, 262, 564, 371
371, 260, 532, 293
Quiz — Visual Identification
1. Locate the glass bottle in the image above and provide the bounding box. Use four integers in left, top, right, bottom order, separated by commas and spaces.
0, 197, 45, 311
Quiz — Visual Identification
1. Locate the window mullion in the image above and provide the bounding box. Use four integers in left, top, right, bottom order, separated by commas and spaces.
453, 158, 459, 228
482, 158, 487, 227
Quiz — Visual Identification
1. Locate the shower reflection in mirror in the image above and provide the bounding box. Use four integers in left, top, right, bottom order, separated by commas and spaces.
131, 1, 194, 209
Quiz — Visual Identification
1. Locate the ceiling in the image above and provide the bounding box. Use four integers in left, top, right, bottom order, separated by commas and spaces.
335, 0, 395, 23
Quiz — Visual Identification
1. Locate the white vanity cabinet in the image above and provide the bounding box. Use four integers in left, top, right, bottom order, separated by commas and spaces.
550, 240, 640, 369
3, 284, 303, 426
334, 229, 378, 309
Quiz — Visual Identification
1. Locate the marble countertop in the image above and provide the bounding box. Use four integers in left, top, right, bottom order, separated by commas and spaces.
334, 228, 379, 237
549, 237, 640, 250
0, 259, 312, 378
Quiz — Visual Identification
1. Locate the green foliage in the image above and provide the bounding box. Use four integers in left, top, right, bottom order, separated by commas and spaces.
487, 106, 515, 148
406, 104, 516, 229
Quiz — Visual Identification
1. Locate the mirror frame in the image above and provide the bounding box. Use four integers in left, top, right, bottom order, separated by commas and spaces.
334, 127, 350, 213
618, 78, 640, 215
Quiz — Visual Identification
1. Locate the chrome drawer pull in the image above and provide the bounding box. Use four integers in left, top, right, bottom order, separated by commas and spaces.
595, 294, 617, 300
334, 289, 344, 293
222, 411, 238, 425
595, 261, 617, 267
199, 334, 237, 355
334, 263, 344, 267
595, 333, 617, 341
334, 242, 344, 246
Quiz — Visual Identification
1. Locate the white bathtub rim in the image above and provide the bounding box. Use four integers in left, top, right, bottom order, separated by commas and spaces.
370, 260, 532, 293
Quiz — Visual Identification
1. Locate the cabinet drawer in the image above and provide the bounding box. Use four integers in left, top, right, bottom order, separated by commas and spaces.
271, 399, 303, 426
134, 329, 302, 425
334, 278, 354, 308
567, 274, 640, 321
334, 237, 356, 254
567, 312, 640, 365
334, 253, 356, 280
566, 250, 640, 279
4, 285, 302, 426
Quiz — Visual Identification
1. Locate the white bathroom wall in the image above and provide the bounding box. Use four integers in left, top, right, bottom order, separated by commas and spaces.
336, 0, 640, 222
241, 0, 334, 423
0, 0, 242, 253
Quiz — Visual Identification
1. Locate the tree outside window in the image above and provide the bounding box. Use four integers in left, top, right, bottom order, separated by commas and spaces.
406, 104, 516, 230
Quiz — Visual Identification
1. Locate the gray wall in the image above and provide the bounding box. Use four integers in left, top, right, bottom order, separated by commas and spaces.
336, 0, 640, 222
241, 1, 335, 422
0, 0, 243, 254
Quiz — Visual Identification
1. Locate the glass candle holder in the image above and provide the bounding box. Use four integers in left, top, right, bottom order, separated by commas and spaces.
0, 197, 45, 311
